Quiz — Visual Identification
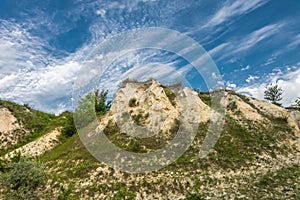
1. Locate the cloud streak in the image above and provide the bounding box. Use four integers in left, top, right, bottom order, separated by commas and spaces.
204, 0, 268, 28
209, 22, 286, 61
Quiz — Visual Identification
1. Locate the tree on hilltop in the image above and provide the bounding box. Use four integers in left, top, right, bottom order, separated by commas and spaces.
292, 97, 300, 108
264, 84, 283, 106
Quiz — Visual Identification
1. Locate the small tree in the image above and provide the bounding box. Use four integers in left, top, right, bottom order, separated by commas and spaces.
95, 89, 112, 116
264, 84, 283, 106
292, 97, 300, 108
74, 90, 112, 129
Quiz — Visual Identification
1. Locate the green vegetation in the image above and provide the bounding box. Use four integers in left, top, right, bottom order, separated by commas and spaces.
0, 154, 47, 200
110, 182, 136, 200
1, 84, 299, 199
0, 110, 77, 156
103, 118, 179, 153
129, 97, 137, 107
57, 183, 78, 200
74, 90, 111, 129
131, 112, 149, 126
185, 194, 206, 200
162, 87, 176, 107
0, 99, 55, 132
73, 93, 96, 129
227, 101, 237, 112
0, 100, 73, 156
264, 83, 283, 106
59, 112, 77, 141
292, 97, 300, 108
95, 89, 112, 116
172, 111, 295, 170
198, 92, 211, 107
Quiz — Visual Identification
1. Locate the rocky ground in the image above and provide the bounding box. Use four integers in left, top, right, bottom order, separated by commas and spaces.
1, 79, 300, 199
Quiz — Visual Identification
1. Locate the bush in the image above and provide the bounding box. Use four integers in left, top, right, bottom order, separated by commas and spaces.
61, 114, 77, 138
0, 156, 47, 200
129, 98, 137, 107
291, 97, 300, 108
163, 87, 176, 107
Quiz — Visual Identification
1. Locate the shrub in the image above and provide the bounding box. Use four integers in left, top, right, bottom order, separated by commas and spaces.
0, 156, 47, 200
163, 87, 176, 107
73, 93, 96, 129
61, 114, 77, 138
110, 182, 136, 200
129, 98, 137, 107
198, 92, 211, 107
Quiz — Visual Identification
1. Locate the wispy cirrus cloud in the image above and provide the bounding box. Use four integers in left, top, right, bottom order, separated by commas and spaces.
236, 23, 285, 52
0, 19, 83, 114
0, 20, 53, 74
209, 22, 286, 61
288, 33, 300, 48
204, 0, 269, 28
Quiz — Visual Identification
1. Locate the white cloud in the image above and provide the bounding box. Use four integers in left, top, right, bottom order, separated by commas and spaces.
226, 82, 237, 90
262, 55, 277, 66
245, 75, 259, 83
288, 33, 300, 48
237, 23, 285, 52
241, 65, 251, 71
204, 0, 268, 28
95, 9, 106, 18
209, 22, 286, 61
0, 19, 84, 114
208, 42, 231, 57
237, 64, 300, 106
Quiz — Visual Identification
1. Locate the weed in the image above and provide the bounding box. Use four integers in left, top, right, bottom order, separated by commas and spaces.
129, 98, 137, 107
163, 87, 177, 107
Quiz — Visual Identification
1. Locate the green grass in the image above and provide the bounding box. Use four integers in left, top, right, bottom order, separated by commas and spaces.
170, 114, 296, 171
162, 87, 176, 107
198, 92, 211, 107
40, 134, 97, 165
103, 119, 179, 153
0, 99, 55, 132
0, 100, 58, 155
235, 164, 300, 199
0, 111, 76, 156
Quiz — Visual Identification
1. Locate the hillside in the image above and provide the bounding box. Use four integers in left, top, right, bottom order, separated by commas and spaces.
1, 79, 300, 199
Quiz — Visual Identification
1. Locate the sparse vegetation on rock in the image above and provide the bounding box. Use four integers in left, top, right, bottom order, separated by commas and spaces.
0, 79, 300, 199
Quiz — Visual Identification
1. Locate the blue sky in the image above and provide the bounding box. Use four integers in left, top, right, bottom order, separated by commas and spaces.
0, 0, 300, 114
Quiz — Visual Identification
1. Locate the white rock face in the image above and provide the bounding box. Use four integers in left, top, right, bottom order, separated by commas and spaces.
0, 107, 20, 133
0, 107, 25, 149
225, 93, 267, 123
99, 81, 300, 144
99, 80, 212, 138
106, 80, 180, 137
5, 128, 61, 158
247, 96, 299, 130
289, 110, 300, 128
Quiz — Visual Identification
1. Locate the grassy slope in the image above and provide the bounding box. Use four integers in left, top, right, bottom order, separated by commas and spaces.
2, 92, 300, 199
0, 100, 55, 155
0, 100, 76, 156
38, 113, 299, 199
